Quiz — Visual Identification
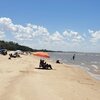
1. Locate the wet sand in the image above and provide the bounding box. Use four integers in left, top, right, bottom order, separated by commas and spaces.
0, 54, 100, 100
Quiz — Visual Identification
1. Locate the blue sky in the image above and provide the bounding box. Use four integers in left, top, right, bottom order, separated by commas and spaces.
0, 0, 100, 52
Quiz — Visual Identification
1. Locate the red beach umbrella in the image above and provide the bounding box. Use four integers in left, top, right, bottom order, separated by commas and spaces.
33, 52, 50, 58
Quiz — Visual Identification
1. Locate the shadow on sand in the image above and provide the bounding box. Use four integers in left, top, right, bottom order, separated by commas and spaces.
35, 67, 55, 70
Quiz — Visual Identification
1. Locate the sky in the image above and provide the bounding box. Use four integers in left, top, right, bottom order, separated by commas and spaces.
0, 0, 100, 52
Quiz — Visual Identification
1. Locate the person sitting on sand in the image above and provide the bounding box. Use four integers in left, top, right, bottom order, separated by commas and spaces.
46, 64, 52, 69
39, 59, 44, 68
39, 59, 52, 69
56, 60, 60, 64
8, 52, 20, 59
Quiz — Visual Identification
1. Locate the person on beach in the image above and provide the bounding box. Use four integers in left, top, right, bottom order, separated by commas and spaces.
72, 54, 75, 61
56, 60, 60, 64
39, 59, 52, 69
39, 59, 44, 68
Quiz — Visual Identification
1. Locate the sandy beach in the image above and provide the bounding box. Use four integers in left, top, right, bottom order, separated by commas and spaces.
0, 54, 100, 100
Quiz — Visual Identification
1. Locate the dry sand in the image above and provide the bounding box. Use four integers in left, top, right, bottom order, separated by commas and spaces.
0, 54, 100, 100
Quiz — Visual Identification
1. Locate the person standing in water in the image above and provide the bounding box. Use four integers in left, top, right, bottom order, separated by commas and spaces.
72, 54, 75, 60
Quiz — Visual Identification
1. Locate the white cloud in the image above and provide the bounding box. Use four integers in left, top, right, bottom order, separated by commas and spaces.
0, 18, 50, 41
49, 31, 64, 41
0, 17, 84, 43
88, 29, 94, 34
89, 29, 100, 43
0, 17, 12, 25
2, 17, 100, 52
0, 31, 5, 39
63, 30, 84, 42
27, 24, 49, 36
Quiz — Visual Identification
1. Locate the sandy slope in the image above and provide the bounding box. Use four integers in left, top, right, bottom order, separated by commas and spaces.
0, 54, 100, 100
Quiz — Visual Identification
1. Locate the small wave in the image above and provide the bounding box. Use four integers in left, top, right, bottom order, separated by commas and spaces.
94, 69, 98, 72
86, 67, 90, 71
91, 61, 98, 64
95, 54, 100, 56
91, 65, 98, 69
87, 72, 100, 80
81, 63, 85, 65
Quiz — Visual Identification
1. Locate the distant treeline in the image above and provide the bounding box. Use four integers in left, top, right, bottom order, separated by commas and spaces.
0, 40, 60, 52
0, 40, 34, 51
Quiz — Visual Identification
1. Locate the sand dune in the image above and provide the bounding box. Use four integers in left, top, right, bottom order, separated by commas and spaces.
0, 55, 100, 100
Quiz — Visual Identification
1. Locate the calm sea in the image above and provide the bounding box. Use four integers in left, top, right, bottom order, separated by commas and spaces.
48, 52, 100, 80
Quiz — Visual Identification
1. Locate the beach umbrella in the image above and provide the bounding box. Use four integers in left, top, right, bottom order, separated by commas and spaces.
33, 52, 50, 58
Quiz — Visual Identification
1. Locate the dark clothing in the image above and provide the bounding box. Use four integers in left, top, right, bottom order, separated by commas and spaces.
72, 54, 75, 60
39, 59, 52, 69
56, 60, 60, 64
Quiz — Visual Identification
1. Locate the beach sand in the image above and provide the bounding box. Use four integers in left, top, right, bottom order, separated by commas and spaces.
0, 54, 100, 100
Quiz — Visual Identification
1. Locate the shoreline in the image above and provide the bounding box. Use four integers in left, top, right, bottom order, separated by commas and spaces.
0, 54, 100, 100
63, 63, 100, 81
48, 58, 100, 81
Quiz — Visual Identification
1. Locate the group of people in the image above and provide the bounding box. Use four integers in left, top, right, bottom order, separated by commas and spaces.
55, 54, 76, 64
8, 52, 21, 59
39, 59, 52, 70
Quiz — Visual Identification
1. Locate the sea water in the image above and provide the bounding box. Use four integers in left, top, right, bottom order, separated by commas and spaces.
48, 52, 100, 80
